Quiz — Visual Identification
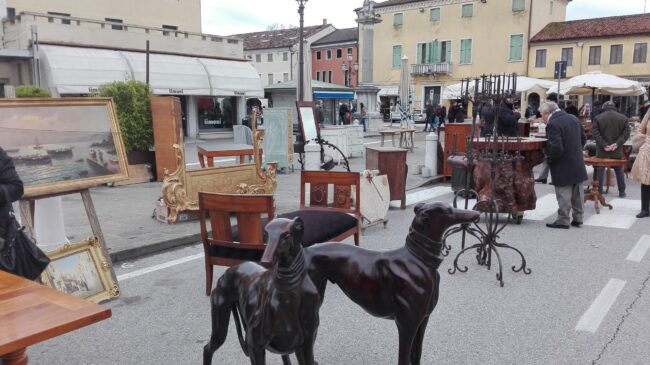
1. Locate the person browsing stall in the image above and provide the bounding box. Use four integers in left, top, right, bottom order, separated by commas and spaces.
591, 101, 630, 198
0, 147, 24, 251
541, 102, 588, 229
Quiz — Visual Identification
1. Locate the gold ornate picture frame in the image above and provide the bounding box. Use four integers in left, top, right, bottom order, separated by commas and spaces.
40, 236, 120, 304
0, 98, 129, 199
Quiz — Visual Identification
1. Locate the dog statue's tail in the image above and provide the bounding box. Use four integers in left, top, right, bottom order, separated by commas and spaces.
231, 304, 249, 357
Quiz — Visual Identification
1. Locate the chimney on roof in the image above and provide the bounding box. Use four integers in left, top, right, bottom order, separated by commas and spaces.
323, 18, 327, 25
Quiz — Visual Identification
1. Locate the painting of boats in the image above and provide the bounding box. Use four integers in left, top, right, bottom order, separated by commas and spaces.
0, 98, 129, 198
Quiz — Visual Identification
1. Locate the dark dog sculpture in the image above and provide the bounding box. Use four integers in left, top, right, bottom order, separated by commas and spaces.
305, 202, 480, 365
203, 217, 321, 365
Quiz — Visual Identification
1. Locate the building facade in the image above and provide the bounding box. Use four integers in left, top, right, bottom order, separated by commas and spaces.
361, 0, 570, 112
311, 28, 359, 89
234, 23, 336, 88
528, 13, 650, 115
0, 0, 262, 139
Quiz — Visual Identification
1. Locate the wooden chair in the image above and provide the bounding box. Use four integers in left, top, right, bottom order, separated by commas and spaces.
278, 170, 361, 246
198, 192, 275, 296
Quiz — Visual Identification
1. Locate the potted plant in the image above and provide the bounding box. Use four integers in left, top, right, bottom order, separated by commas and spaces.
98, 80, 156, 181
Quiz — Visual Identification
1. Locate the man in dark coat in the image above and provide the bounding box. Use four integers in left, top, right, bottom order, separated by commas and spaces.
497, 97, 521, 137
565, 101, 579, 118
542, 101, 588, 229
447, 101, 458, 123
480, 102, 495, 137
0, 147, 24, 249
423, 102, 434, 132
592, 101, 630, 197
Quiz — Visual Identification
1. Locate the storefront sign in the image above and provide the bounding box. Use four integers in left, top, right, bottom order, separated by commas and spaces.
88, 87, 99, 93
234, 91, 246, 96
169, 88, 184, 94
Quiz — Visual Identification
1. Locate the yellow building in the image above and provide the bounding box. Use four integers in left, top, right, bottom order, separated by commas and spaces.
363, 0, 570, 112
528, 13, 650, 116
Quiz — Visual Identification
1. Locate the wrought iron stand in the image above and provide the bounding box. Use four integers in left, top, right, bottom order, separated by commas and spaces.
444, 73, 531, 287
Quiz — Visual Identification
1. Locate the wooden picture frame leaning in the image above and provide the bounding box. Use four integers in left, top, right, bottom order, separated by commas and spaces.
40, 236, 120, 304
0, 98, 129, 199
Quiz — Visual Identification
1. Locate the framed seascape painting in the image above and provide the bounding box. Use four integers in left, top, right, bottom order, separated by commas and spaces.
40, 236, 120, 303
0, 98, 129, 199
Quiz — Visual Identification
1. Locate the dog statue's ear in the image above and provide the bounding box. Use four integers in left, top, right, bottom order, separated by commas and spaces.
414, 203, 425, 214
291, 217, 305, 246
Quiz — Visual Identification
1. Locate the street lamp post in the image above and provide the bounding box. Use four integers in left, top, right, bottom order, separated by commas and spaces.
340, 53, 359, 88
297, 0, 308, 101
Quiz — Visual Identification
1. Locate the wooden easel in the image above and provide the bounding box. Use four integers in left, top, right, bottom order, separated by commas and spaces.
18, 188, 118, 285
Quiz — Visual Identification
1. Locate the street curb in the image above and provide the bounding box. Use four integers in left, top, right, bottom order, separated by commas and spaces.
109, 233, 202, 263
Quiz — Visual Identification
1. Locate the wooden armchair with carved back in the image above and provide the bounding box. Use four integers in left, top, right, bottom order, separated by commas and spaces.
278, 170, 361, 247
198, 192, 275, 295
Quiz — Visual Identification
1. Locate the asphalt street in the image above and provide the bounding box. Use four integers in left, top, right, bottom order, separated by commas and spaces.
28, 178, 650, 365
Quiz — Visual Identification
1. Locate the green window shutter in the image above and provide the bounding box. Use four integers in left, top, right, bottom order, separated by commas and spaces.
510, 34, 523, 61
430, 8, 440, 22
416, 44, 422, 64
512, 0, 525, 12
392, 45, 402, 68
460, 39, 472, 64
432, 41, 440, 63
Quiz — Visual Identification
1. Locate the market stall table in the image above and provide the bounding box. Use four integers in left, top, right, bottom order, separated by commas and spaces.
378, 130, 400, 147
584, 156, 628, 214
0, 271, 111, 365
197, 144, 263, 168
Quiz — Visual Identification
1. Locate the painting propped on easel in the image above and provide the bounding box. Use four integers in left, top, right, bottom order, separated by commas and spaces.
0, 98, 129, 199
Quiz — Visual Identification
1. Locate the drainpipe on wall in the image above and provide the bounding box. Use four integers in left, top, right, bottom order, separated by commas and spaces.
30, 24, 41, 87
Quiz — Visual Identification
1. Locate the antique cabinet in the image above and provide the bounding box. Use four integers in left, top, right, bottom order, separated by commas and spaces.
320, 125, 364, 163
365, 147, 408, 209
151, 96, 182, 181
347, 125, 364, 157
442, 122, 475, 180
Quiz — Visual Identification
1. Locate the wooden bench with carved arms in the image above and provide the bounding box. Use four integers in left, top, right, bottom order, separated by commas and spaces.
161, 109, 277, 223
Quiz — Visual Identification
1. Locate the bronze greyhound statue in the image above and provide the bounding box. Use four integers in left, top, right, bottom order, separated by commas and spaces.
203, 217, 321, 365
304, 202, 480, 365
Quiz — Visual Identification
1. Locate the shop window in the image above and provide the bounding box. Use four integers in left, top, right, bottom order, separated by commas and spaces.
48, 12, 71, 25
588, 46, 601, 65
561, 47, 573, 66
610, 44, 623, 64
633, 43, 647, 63
197, 96, 238, 131
535, 49, 547, 67
105, 17, 123, 30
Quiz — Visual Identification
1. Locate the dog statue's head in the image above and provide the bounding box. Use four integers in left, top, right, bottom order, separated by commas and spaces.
261, 217, 304, 267
412, 202, 480, 241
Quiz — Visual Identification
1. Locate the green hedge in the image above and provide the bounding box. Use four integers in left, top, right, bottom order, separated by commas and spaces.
15, 85, 51, 98
99, 81, 153, 153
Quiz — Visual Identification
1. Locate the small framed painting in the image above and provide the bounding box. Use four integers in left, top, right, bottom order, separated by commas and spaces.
40, 236, 120, 303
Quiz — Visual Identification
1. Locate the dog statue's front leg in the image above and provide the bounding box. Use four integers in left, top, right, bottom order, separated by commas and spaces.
249, 347, 266, 365
410, 316, 430, 365
294, 344, 316, 365
396, 322, 417, 365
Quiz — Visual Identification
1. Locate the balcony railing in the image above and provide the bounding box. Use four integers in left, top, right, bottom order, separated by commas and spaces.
411, 63, 452, 76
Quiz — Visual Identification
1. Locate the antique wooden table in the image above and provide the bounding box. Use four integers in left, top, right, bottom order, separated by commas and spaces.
378, 130, 400, 147
0, 272, 112, 365
398, 129, 416, 152
197, 144, 263, 168
366, 147, 408, 209
584, 156, 628, 214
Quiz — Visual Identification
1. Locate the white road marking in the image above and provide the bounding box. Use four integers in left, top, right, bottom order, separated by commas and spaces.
117, 253, 204, 281
584, 199, 640, 229
390, 186, 452, 208
575, 278, 626, 333
523, 194, 558, 221
626, 235, 650, 263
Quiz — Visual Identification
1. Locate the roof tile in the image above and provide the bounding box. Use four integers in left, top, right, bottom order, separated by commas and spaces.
531, 13, 650, 42
232, 24, 331, 50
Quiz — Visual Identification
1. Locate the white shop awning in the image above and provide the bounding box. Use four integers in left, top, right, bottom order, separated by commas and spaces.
378, 85, 399, 97
38, 45, 263, 97
39, 45, 132, 94
199, 58, 264, 97
121, 52, 211, 96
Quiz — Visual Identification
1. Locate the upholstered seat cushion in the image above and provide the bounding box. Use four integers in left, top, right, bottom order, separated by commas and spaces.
278, 210, 357, 246
207, 225, 266, 262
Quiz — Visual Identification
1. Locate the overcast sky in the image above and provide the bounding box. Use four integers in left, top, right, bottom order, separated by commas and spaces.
201, 0, 649, 35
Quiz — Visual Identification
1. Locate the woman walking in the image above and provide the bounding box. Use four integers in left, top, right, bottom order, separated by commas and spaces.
359, 103, 367, 132
631, 109, 650, 218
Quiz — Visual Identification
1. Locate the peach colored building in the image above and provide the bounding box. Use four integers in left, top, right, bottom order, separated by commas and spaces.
311, 28, 359, 89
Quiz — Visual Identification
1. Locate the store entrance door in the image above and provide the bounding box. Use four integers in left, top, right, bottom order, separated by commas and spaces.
424, 86, 441, 107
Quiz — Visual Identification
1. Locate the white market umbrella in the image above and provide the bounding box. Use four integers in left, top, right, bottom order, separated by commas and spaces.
559, 71, 646, 97
443, 76, 555, 99
398, 55, 410, 121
